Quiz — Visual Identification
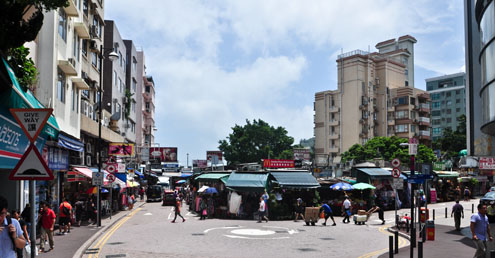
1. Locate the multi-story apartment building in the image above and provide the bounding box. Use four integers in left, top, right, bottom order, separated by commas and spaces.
314, 35, 430, 169
123, 40, 138, 144
425, 73, 466, 141
135, 51, 156, 149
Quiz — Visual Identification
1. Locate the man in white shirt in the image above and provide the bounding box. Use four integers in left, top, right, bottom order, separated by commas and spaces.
342, 197, 351, 223
257, 197, 269, 223
0, 196, 26, 258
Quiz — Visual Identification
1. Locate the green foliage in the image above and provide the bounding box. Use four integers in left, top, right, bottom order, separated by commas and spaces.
432, 114, 467, 160
218, 119, 294, 166
341, 136, 436, 165
124, 89, 134, 119
6, 46, 37, 91
0, 0, 68, 53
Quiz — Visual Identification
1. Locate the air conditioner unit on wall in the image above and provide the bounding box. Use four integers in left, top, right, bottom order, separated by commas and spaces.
86, 155, 92, 166
68, 58, 76, 67
89, 39, 98, 50
86, 143, 92, 153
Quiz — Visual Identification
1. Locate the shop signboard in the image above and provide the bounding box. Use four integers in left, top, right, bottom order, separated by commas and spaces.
263, 159, 295, 168
433, 161, 445, 171
293, 148, 311, 161
140, 147, 149, 162
92, 172, 103, 186
149, 147, 178, 162
42, 146, 69, 171
108, 143, 135, 157
206, 151, 222, 162
392, 178, 404, 189
479, 157, 495, 170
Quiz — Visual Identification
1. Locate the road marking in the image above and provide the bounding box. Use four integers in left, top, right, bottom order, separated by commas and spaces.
357, 225, 408, 258
204, 226, 242, 234
88, 208, 142, 258
143, 213, 152, 216
223, 234, 290, 240
262, 225, 299, 235
231, 229, 276, 236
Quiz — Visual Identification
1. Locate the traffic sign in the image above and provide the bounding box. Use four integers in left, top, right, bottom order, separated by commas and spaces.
391, 158, 401, 168
92, 172, 104, 186
117, 163, 125, 173
409, 174, 434, 180
409, 178, 425, 184
392, 178, 404, 189
392, 168, 401, 178
106, 164, 117, 173
9, 143, 53, 180
10, 108, 52, 143
106, 173, 116, 182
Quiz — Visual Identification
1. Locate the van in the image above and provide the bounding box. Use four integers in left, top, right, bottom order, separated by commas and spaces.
162, 190, 176, 206
146, 185, 163, 202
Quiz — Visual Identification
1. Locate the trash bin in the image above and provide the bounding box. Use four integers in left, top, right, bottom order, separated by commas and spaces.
420, 207, 429, 223
426, 220, 435, 241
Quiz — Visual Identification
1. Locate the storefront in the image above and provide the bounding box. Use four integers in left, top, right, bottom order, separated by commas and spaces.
353, 167, 405, 210
225, 172, 269, 219
192, 173, 231, 218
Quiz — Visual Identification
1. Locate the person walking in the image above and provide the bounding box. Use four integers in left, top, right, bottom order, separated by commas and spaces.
342, 197, 351, 224
11, 210, 29, 258
294, 198, 305, 222
86, 198, 96, 225
39, 201, 56, 253
199, 198, 207, 220
257, 196, 269, 223
471, 203, 493, 258
171, 197, 185, 223
58, 198, 72, 234
74, 199, 84, 227
375, 196, 386, 225
464, 187, 471, 201
320, 201, 336, 226
0, 196, 26, 258
451, 200, 464, 231
487, 203, 495, 224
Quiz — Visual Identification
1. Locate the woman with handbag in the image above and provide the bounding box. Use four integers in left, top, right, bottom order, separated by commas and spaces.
199, 198, 207, 220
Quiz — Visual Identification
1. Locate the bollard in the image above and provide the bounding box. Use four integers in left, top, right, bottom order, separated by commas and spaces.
389, 235, 394, 258
433, 209, 435, 221
490, 250, 495, 258
445, 207, 447, 218
422, 224, 427, 243
412, 228, 416, 248
419, 241, 425, 257
472, 203, 474, 213
406, 218, 410, 233
394, 230, 399, 254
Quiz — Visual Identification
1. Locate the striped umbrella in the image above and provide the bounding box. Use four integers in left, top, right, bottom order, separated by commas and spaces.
329, 182, 354, 191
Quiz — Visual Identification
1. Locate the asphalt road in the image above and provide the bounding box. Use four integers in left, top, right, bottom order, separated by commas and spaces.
80, 202, 407, 258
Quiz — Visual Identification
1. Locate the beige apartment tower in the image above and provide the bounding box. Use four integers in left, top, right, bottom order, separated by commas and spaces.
314, 35, 430, 169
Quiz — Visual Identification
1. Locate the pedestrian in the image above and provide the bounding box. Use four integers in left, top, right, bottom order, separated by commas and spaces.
320, 201, 337, 226
464, 187, 471, 201
257, 196, 269, 223
471, 203, 493, 258
454, 186, 461, 201
0, 196, 26, 258
375, 196, 386, 225
451, 200, 464, 231
86, 198, 96, 224
20, 204, 31, 238
39, 201, 56, 253
11, 210, 29, 258
199, 198, 207, 220
75, 199, 84, 227
294, 198, 305, 222
171, 197, 186, 223
139, 187, 145, 201
342, 197, 351, 224
488, 203, 495, 224
58, 198, 72, 235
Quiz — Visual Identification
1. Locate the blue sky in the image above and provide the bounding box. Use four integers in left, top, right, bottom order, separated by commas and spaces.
105, 0, 466, 165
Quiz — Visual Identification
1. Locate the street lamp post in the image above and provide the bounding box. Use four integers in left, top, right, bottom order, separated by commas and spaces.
97, 45, 118, 227
187, 153, 189, 168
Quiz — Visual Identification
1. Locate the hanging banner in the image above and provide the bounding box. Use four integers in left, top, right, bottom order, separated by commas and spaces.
108, 143, 135, 157
479, 157, 495, 170
149, 147, 177, 162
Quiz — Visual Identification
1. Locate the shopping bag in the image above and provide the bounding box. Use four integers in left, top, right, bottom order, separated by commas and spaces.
202, 209, 207, 216
346, 210, 351, 217
320, 212, 325, 219
24, 244, 38, 256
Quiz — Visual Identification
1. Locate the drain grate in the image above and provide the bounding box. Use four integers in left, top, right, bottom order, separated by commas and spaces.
297, 248, 318, 252
106, 254, 126, 258
107, 242, 125, 245
320, 237, 334, 241
84, 248, 99, 254
191, 233, 205, 236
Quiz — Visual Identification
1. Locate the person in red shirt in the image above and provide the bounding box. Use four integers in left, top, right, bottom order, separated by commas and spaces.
39, 201, 56, 252
58, 198, 72, 235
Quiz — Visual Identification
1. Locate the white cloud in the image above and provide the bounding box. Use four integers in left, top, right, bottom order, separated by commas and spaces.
105, 0, 465, 163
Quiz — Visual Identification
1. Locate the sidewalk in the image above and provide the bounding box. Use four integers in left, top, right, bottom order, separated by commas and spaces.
36, 201, 146, 258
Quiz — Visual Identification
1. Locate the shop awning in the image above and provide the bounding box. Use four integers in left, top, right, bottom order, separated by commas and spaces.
434, 171, 460, 178
57, 134, 84, 152
127, 180, 139, 187
225, 172, 268, 192
357, 168, 394, 178
134, 170, 143, 177
0, 58, 59, 139
195, 173, 230, 181
270, 172, 320, 188
71, 167, 93, 178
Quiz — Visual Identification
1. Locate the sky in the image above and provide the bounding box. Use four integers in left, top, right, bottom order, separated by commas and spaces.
105, 0, 466, 166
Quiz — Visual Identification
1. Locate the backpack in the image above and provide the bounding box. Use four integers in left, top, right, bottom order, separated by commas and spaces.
62, 204, 70, 216
6, 216, 16, 251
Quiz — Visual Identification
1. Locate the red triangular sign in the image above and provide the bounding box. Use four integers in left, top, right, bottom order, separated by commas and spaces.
9, 143, 54, 180
10, 108, 53, 143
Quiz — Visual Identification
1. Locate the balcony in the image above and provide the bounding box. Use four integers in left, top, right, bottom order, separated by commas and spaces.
143, 108, 151, 116
418, 117, 430, 126
57, 59, 77, 76
329, 106, 339, 113
359, 131, 368, 138
74, 22, 90, 39
387, 119, 395, 125
329, 133, 340, 140
71, 77, 90, 90
64, 0, 79, 17
329, 146, 340, 153
359, 118, 367, 124
143, 91, 152, 101
419, 130, 430, 137
329, 119, 339, 126
418, 103, 430, 112
387, 105, 395, 111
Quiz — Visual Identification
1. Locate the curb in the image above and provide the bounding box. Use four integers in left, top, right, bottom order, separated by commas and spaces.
73, 202, 146, 258
387, 226, 411, 241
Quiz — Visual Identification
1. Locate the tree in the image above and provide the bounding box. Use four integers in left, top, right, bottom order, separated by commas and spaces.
341, 136, 436, 166
218, 119, 294, 167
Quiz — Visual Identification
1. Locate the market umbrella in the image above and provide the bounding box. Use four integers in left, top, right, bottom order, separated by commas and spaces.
330, 182, 353, 191
176, 180, 186, 184
352, 183, 376, 190
204, 187, 218, 194
86, 187, 109, 194
198, 185, 209, 193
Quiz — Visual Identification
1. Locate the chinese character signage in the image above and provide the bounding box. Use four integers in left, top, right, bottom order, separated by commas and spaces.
479, 157, 495, 170
108, 143, 134, 157
42, 146, 69, 171
263, 159, 295, 168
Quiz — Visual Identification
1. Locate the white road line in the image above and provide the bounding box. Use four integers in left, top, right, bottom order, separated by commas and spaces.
143, 213, 152, 216
204, 226, 242, 234
223, 234, 289, 240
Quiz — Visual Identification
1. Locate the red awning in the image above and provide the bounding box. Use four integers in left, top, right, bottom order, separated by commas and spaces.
72, 167, 93, 178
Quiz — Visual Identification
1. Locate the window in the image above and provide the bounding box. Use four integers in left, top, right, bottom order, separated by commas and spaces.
131, 121, 135, 133
73, 34, 80, 61
92, 16, 101, 38
131, 102, 135, 112
118, 78, 122, 93
447, 118, 452, 123
113, 71, 117, 87
396, 96, 408, 105
446, 100, 452, 105
58, 9, 67, 42
119, 51, 123, 67
410, 97, 416, 105
432, 110, 441, 116
410, 125, 416, 133
395, 110, 408, 119
132, 78, 137, 92
456, 90, 461, 94
456, 108, 461, 112
82, 90, 89, 98
91, 52, 97, 67
83, 0, 88, 16
447, 109, 452, 114
72, 86, 76, 111
446, 92, 451, 97
433, 128, 442, 135
57, 69, 66, 103
395, 124, 408, 133
432, 102, 441, 109
456, 99, 461, 103
76, 90, 79, 113
433, 119, 441, 125
431, 93, 440, 100
410, 111, 416, 119
132, 57, 137, 72
82, 39, 87, 57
